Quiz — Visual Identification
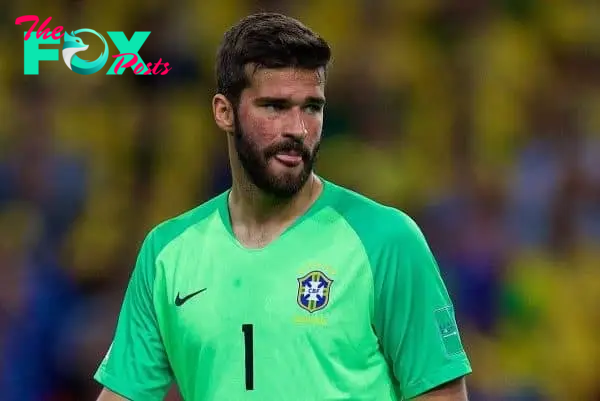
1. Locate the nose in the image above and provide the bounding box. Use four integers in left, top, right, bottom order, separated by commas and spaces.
283, 108, 308, 139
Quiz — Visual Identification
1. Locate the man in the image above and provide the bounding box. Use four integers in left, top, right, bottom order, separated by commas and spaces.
95, 12, 472, 401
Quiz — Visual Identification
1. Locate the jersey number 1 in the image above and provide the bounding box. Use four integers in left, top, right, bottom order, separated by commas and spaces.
242, 324, 254, 390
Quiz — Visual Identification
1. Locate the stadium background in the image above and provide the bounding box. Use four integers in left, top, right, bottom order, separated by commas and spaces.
1, 0, 599, 400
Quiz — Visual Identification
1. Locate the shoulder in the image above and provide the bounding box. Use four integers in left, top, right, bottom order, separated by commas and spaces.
325, 180, 438, 280
325, 180, 424, 248
142, 192, 226, 257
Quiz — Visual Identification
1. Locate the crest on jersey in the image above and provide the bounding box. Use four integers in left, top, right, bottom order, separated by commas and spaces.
297, 270, 333, 313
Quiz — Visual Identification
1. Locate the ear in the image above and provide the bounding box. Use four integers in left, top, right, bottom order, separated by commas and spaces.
212, 94, 234, 133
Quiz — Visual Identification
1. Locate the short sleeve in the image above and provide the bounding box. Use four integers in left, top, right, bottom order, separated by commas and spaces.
94, 231, 173, 400
371, 212, 472, 399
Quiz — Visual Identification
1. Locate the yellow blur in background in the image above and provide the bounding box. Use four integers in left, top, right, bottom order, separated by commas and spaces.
0, 0, 599, 400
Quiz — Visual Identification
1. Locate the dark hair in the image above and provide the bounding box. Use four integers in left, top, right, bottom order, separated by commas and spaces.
216, 13, 331, 106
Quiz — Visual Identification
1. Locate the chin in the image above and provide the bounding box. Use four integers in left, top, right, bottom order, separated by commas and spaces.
269, 163, 305, 179
263, 172, 308, 198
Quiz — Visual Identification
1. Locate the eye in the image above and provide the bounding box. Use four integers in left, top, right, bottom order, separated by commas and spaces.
305, 104, 323, 114
264, 103, 285, 112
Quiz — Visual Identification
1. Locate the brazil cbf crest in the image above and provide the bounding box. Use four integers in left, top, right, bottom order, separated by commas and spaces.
297, 270, 333, 313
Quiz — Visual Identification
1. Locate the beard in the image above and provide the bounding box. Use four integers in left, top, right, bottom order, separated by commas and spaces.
233, 113, 319, 199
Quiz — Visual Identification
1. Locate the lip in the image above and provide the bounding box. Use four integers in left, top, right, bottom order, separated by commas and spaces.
274, 153, 303, 167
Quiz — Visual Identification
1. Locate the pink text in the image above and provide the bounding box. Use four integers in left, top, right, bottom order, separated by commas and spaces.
16, 15, 63, 41
112, 53, 172, 75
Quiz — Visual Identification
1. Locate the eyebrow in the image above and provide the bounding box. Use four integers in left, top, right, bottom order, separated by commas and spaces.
254, 96, 326, 106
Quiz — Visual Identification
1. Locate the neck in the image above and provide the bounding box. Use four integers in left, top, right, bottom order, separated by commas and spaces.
229, 172, 321, 228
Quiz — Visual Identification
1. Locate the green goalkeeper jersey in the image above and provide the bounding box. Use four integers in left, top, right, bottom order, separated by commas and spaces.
94, 179, 471, 400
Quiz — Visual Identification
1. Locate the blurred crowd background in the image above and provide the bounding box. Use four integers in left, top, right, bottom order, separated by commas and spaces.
1, 0, 599, 400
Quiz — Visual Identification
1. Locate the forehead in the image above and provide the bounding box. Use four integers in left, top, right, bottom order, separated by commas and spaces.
244, 67, 325, 99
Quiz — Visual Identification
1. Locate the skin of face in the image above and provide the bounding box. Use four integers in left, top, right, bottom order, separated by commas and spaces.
231, 66, 326, 198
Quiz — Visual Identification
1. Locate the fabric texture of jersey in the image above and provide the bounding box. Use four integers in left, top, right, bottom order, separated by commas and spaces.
94, 179, 472, 400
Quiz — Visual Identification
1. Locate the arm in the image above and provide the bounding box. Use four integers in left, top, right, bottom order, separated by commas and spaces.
94, 230, 173, 400
97, 388, 129, 401
369, 211, 472, 399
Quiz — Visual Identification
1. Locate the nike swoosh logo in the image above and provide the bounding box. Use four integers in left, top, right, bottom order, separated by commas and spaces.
175, 288, 207, 306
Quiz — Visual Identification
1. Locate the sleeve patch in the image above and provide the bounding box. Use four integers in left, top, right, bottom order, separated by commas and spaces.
434, 306, 464, 356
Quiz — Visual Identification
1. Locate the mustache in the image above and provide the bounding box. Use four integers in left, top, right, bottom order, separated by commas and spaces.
264, 140, 311, 160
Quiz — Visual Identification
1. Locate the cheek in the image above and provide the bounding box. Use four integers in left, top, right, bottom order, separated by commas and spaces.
306, 117, 323, 143
239, 110, 280, 144
255, 118, 281, 142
